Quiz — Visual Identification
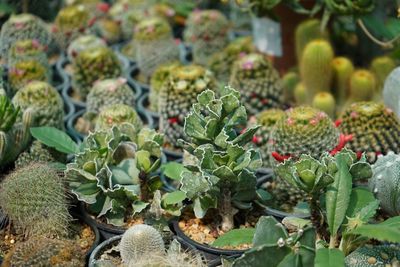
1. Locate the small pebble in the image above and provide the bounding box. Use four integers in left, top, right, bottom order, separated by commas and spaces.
10, 239, 15, 244
368, 257, 377, 264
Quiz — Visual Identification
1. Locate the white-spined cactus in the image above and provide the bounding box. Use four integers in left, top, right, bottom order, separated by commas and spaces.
67, 34, 106, 63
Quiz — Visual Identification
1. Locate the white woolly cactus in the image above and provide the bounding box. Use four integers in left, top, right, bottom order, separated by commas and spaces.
67, 34, 106, 63
120, 224, 165, 265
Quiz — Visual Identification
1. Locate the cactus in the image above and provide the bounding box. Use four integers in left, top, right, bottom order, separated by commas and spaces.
339, 101, 400, 163
93, 17, 122, 44
15, 140, 67, 168
95, 104, 143, 131
312, 92, 336, 119
294, 82, 307, 105
12, 81, 64, 129
184, 9, 230, 65
72, 46, 122, 98
295, 19, 329, 63
370, 56, 396, 100
332, 56, 354, 107
109, 2, 145, 40
134, 17, 179, 79
208, 36, 255, 84
345, 245, 400, 267
159, 65, 217, 149
7, 39, 49, 68
0, 163, 71, 237
282, 71, 300, 104
120, 224, 165, 265
343, 69, 375, 110
230, 53, 284, 116
0, 14, 51, 61
383, 67, 400, 119
300, 39, 334, 103
6, 237, 85, 267
66, 34, 106, 63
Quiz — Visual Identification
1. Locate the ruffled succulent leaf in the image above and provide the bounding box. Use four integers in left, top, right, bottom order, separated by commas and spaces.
112, 142, 137, 163
193, 194, 217, 218
180, 171, 210, 199
132, 200, 149, 215
110, 158, 140, 185
232, 125, 260, 147
221, 92, 240, 114
197, 90, 215, 106
275, 159, 305, 189
349, 162, 372, 180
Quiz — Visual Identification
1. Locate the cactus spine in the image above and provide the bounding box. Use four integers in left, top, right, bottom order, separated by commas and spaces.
312, 92, 336, 119
332, 56, 354, 107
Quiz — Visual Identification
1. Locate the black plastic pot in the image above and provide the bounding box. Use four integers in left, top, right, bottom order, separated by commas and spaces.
88, 234, 121, 267
52, 63, 69, 92
62, 83, 86, 109
163, 148, 183, 162
137, 92, 160, 130
127, 64, 149, 92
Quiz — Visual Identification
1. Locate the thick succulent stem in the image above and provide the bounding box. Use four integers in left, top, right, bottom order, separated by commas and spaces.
309, 195, 327, 241
219, 188, 237, 232
139, 171, 149, 202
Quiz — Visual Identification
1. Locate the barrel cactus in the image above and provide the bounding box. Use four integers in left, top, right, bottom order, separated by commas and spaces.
159, 65, 217, 149
0, 163, 71, 237
230, 53, 284, 116
109, 1, 145, 40
7, 39, 48, 68
12, 81, 64, 129
312, 92, 336, 119
66, 34, 106, 63
345, 245, 400, 267
332, 56, 354, 107
15, 140, 67, 168
134, 17, 179, 79
339, 101, 400, 162
72, 46, 122, 98
95, 104, 143, 131
93, 17, 122, 44
120, 224, 165, 265
344, 69, 375, 109
383, 67, 400, 119
184, 9, 230, 65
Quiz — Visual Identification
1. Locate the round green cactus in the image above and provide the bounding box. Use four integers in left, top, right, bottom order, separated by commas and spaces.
282, 71, 300, 104
67, 34, 106, 63
370, 56, 396, 100
120, 224, 165, 265
72, 46, 122, 98
95, 103, 142, 131
339, 101, 400, 163
159, 65, 217, 149
7, 39, 48, 67
345, 245, 400, 267
332, 56, 354, 107
93, 17, 122, 44
294, 82, 307, 105
184, 9, 230, 65
8, 60, 50, 95
109, 2, 145, 40
0, 163, 71, 237
346, 69, 375, 105
12, 81, 64, 129
312, 92, 336, 119
230, 53, 284, 116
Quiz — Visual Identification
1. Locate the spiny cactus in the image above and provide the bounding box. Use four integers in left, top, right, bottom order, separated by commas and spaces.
370, 56, 396, 100
343, 69, 375, 110
159, 65, 217, 149
67, 34, 106, 63
72, 46, 122, 98
383, 67, 400, 119
120, 224, 165, 265
109, 2, 145, 40
0, 163, 71, 237
95, 103, 143, 131
312, 92, 336, 119
282, 71, 300, 104
230, 53, 284, 116
93, 17, 122, 44
15, 140, 67, 168
294, 82, 307, 105
295, 19, 329, 63
12, 81, 64, 129
345, 245, 400, 267
134, 17, 179, 79
149, 61, 181, 112
332, 56, 354, 107
6, 237, 85, 267
7, 39, 48, 68
339, 101, 400, 163
300, 39, 334, 103
184, 9, 230, 65
208, 36, 255, 84
0, 13, 51, 60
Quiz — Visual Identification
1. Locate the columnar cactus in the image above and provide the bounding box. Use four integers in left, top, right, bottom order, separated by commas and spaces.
312, 92, 336, 119
66, 34, 106, 63
339, 102, 400, 162
184, 10, 230, 65
134, 17, 179, 79
369, 152, 400, 216
95, 103, 143, 131
344, 69, 375, 108
0, 14, 51, 60
15, 140, 67, 168
230, 53, 284, 116
383, 67, 400, 119
345, 245, 400, 267
370, 56, 396, 100
159, 65, 217, 149
12, 81, 64, 129
0, 163, 71, 237
332, 56, 354, 107
72, 46, 122, 98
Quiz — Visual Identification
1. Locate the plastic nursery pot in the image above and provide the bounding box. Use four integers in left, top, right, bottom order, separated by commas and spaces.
52, 63, 69, 92
63, 86, 76, 124
66, 108, 86, 142
179, 42, 192, 64
55, 53, 70, 85
169, 219, 246, 262
88, 235, 121, 267
162, 147, 183, 162
127, 64, 149, 92
137, 92, 160, 130
62, 83, 86, 109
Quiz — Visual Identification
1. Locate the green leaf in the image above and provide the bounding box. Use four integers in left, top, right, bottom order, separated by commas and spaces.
348, 216, 400, 243
314, 248, 345, 267
31, 127, 78, 154
233, 244, 291, 267
212, 228, 256, 248
162, 191, 186, 205
345, 187, 376, 220
252, 216, 287, 247
161, 162, 188, 180
349, 162, 372, 180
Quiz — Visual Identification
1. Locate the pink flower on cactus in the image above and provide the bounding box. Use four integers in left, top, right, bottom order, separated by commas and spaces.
107, 117, 113, 124
108, 85, 117, 92
147, 25, 155, 33
309, 119, 318, 126
14, 22, 25, 30
239, 52, 247, 58
287, 118, 294, 125
166, 8, 175, 17
350, 111, 358, 119
242, 60, 253, 70
31, 39, 41, 49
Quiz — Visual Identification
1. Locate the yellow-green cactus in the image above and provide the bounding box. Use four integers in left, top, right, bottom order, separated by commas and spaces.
95, 103, 143, 131
370, 56, 396, 100
8, 60, 50, 95
342, 69, 375, 112
66, 34, 106, 63
312, 92, 336, 119
282, 71, 300, 104
332, 56, 354, 107
294, 82, 307, 105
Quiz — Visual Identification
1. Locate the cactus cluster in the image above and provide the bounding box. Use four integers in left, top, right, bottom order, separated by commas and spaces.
66, 34, 106, 63
95, 103, 142, 131
184, 9, 230, 65
12, 81, 64, 129
339, 102, 400, 162
159, 65, 217, 149
72, 46, 122, 98
0, 163, 71, 237
230, 53, 284, 116
345, 245, 400, 267
15, 140, 67, 168
134, 17, 179, 78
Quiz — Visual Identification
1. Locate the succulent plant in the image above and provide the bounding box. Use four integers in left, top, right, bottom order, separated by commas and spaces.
7, 59, 50, 95
343, 69, 375, 110
12, 81, 64, 129
370, 56, 396, 100
0, 13, 51, 60
66, 34, 106, 63
95, 103, 143, 131
7, 39, 49, 68
345, 245, 400, 267
0, 163, 71, 237
93, 17, 122, 44
294, 82, 307, 105
184, 9, 230, 65
383, 67, 400, 119
230, 53, 284, 116
120, 224, 165, 265
175, 87, 262, 231
325, 0, 375, 16
339, 101, 400, 162
6, 237, 85, 267
369, 152, 400, 216
282, 71, 300, 104
72, 46, 122, 98
312, 92, 336, 119
134, 17, 179, 78
109, 2, 145, 40
159, 65, 217, 149
149, 61, 181, 112
15, 140, 67, 168
207, 36, 255, 84
66, 125, 163, 226
332, 56, 354, 107
300, 39, 334, 103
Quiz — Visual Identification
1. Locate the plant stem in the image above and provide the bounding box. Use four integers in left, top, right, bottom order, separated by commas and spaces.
357, 19, 400, 49
329, 234, 337, 249
309, 195, 328, 241
139, 171, 149, 202
219, 188, 237, 232
22, 0, 29, 13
